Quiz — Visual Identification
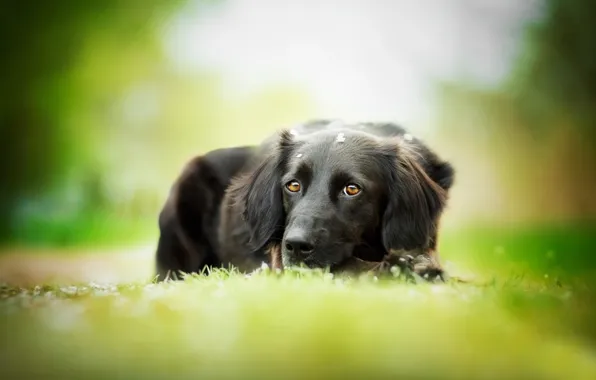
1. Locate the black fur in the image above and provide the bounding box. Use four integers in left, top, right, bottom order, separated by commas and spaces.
155, 120, 455, 280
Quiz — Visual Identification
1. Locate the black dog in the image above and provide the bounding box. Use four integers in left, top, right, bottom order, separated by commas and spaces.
155, 120, 455, 281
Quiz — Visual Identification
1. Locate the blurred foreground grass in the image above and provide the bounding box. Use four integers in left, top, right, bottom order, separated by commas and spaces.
1, 269, 596, 380
1, 223, 596, 379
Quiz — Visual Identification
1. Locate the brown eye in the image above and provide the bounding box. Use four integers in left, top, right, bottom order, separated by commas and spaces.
286, 181, 301, 192
343, 184, 361, 196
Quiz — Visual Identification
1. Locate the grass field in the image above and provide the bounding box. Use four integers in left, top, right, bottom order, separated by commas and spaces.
1, 224, 596, 379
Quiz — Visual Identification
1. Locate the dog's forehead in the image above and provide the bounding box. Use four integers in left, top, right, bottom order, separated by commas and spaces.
294, 128, 378, 152
288, 129, 383, 173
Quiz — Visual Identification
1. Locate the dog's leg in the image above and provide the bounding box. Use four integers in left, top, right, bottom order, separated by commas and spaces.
409, 227, 449, 282
411, 156, 453, 282
332, 256, 381, 275
155, 156, 225, 281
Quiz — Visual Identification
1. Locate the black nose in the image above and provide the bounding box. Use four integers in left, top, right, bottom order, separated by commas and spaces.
284, 230, 315, 256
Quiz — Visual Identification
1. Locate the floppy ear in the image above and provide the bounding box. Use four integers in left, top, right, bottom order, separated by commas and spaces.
228, 130, 293, 251
380, 140, 448, 252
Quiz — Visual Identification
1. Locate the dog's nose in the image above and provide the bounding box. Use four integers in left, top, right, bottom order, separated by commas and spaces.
284, 230, 315, 256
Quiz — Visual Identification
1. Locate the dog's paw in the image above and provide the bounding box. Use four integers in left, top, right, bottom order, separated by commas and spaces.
410, 254, 448, 283
382, 250, 448, 283
365, 252, 414, 279
332, 252, 449, 284
380, 254, 412, 273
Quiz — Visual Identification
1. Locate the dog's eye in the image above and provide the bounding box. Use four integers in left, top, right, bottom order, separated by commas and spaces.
343, 184, 361, 196
285, 180, 301, 193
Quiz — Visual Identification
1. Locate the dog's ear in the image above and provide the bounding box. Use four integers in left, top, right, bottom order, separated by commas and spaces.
228, 130, 294, 251
379, 139, 448, 252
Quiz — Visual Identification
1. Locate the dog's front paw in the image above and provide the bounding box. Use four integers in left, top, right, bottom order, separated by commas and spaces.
410, 254, 448, 283
375, 252, 413, 276
383, 250, 448, 283
332, 252, 449, 283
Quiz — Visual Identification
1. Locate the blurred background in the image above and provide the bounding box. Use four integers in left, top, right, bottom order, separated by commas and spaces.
1, 0, 595, 285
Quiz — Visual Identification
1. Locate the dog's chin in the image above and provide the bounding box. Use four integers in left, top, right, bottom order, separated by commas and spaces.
281, 255, 319, 269
281, 252, 353, 270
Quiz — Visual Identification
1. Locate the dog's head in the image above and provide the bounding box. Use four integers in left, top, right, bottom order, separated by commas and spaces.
231, 126, 449, 269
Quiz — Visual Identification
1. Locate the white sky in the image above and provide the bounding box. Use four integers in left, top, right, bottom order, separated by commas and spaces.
164, 0, 540, 129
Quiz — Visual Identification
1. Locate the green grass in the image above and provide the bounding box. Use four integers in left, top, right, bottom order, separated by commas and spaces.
1, 267, 596, 380
2, 223, 596, 379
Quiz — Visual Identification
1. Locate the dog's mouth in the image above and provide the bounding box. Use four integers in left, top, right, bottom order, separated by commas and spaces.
281, 252, 351, 271
281, 255, 314, 269
301, 257, 326, 269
